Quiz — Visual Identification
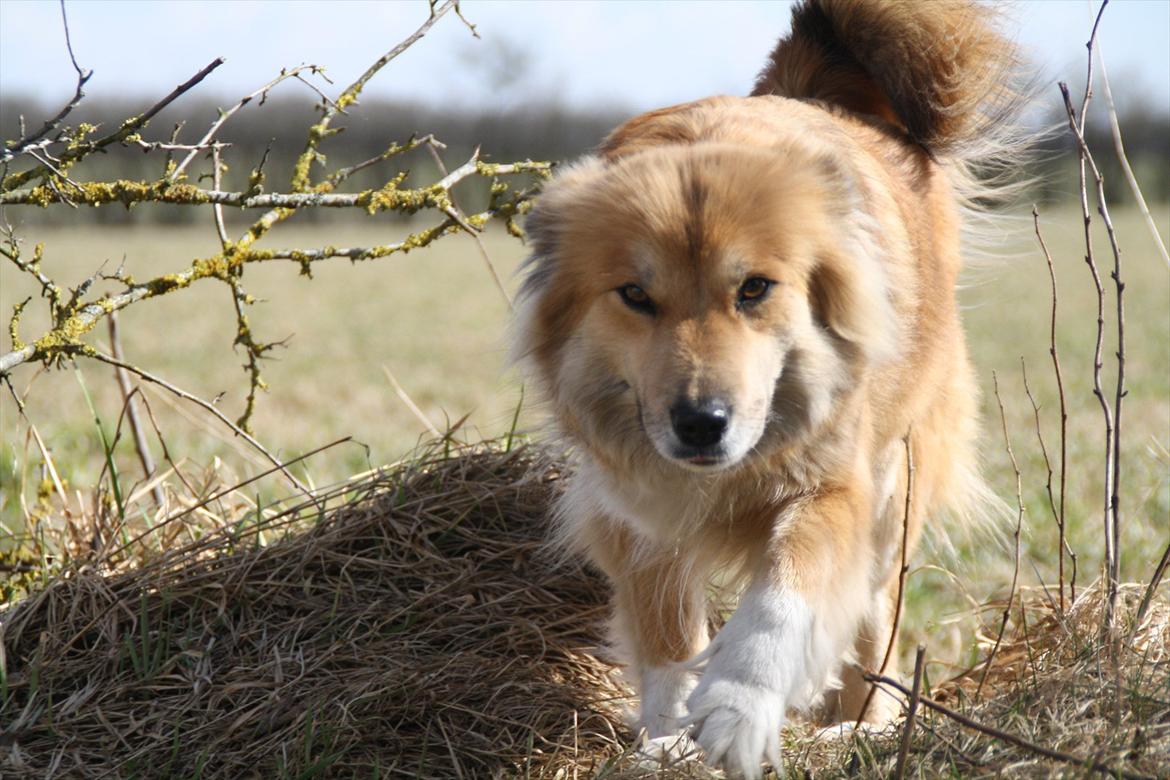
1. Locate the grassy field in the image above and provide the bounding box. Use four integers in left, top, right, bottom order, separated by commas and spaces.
1, 203, 1168, 655
1, 201, 1167, 777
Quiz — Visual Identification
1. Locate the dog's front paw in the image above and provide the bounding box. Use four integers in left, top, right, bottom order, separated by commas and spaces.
685, 674, 783, 779
681, 585, 815, 779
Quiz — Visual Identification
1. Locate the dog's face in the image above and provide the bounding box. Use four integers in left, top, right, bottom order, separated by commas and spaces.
516, 143, 892, 473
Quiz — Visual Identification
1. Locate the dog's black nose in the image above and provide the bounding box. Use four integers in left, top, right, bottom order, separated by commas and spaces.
670, 399, 730, 449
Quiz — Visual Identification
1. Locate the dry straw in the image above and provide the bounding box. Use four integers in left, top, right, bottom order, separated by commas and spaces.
3, 441, 1166, 779
1, 445, 629, 779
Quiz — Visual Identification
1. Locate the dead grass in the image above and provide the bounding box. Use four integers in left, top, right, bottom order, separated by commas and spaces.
0, 444, 627, 779
2, 441, 1166, 779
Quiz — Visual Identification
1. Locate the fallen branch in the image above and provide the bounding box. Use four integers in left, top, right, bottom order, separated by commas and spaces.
863, 672, 1154, 780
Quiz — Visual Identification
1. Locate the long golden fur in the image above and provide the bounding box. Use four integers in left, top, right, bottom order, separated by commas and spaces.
512, 2, 1028, 776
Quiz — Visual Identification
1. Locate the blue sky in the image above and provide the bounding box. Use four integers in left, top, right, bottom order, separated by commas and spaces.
2, 1, 1168, 117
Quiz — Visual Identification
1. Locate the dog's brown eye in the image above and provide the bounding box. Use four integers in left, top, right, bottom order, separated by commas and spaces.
738, 277, 772, 305
617, 284, 655, 314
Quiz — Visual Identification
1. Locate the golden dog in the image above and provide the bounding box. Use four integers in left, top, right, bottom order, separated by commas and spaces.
513, 1, 1026, 775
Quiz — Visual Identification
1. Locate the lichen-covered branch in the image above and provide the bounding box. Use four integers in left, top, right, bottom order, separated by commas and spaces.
0, 0, 551, 449
0, 159, 549, 211
1, 58, 225, 192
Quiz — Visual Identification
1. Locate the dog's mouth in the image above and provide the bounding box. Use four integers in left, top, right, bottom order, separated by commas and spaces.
668, 445, 738, 472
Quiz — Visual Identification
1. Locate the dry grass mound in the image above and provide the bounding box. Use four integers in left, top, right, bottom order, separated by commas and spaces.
0, 445, 630, 779
2, 442, 1166, 779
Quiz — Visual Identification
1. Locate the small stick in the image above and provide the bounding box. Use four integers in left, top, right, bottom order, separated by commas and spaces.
893, 645, 926, 780
85, 349, 312, 498
427, 144, 513, 310
1060, 0, 1127, 634
107, 311, 165, 508
1032, 208, 1074, 609
169, 64, 325, 183
0, 0, 92, 162
863, 672, 1154, 780
975, 372, 1024, 700
1133, 538, 1169, 631
1097, 44, 1169, 267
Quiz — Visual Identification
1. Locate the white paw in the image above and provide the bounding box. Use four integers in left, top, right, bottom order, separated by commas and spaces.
814, 720, 897, 742
632, 733, 703, 771
685, 676, 783, 778
681, 586, 816, 779
639, 664, 698, 737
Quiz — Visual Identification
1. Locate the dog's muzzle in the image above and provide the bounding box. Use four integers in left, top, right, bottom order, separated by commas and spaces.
670, 398, 731, 464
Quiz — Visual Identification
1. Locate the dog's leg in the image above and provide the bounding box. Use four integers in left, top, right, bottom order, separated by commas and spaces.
586, 521, 710, 738
814, 579, 900, 727
684, 486, 874, 778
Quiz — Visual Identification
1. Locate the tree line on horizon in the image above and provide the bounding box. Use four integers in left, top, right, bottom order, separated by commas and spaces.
2, 93, 1167, 226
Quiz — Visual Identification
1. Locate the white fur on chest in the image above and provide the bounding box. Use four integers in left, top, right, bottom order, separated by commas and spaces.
562, 457, 728, 544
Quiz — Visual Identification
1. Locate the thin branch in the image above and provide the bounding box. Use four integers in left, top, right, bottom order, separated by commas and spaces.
1059, 0, 1127, 632
210, 145, 229, 247
1097, 42, 1169, 268
84, 349, 312, 498
893, 646, 926, 780
327, 134, 444, 186
1133, 538, 1169, 630
169, 64, 324, 183
1032, 207, 1074, 609
1, 0, 93, 162
132, 139, 229, 154
862, 673, 1153, 780
1064, 76, 1116, 618
107, 311, 165, 508
290, 0, 458, 192
427, 143, 512, 310
2, 57, 225, 192
1, 159, 549, 208
1020, 358, 1076, 615
975, 372, 1024, 700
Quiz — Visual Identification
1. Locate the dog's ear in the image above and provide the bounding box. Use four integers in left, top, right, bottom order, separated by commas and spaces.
808, 249, 895, 362
598, 99, 710, 162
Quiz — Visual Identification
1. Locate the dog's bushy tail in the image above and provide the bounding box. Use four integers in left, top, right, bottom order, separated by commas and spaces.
752, 0, 1028, 162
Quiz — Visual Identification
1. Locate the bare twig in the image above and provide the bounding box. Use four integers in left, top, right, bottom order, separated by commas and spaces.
169, 64, 325, 183
210, 145, 230, 247
1133, 539, 1169, 630
1, 0, 92, 162
1059, 0, 1126, 632
2, 58, 226, 192
426, 144, 512, 309
84, 350, 311, 497
290, 0, 459, 192
1032, 207, 1074, 609
1097, 44, 1169, 268
893, 645, 926, 780
862, 673, 1154, 780
107, 312, 165, 508
975, 372, 1024, 699
1020, 359, 1076, 615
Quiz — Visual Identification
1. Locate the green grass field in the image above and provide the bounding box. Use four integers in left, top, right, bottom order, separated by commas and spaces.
2, 204, 1167, 657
